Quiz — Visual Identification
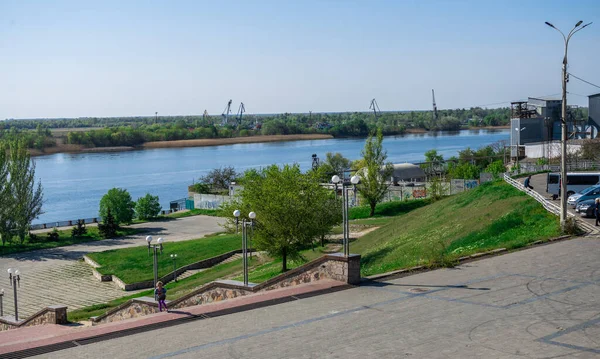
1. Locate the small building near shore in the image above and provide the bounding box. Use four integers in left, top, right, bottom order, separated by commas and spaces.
388, 163, 426, 184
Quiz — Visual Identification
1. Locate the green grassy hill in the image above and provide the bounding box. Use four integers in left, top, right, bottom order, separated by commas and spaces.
353, 181, 561, 276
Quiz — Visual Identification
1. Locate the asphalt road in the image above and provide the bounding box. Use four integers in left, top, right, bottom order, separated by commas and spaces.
36, 236, 600, 359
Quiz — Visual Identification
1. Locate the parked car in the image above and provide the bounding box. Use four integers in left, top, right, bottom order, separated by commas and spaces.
575, 199, 597, 218
567, 185, 600, 207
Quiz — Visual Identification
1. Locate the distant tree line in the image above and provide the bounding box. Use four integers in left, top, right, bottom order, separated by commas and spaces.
1, 107, 517, 150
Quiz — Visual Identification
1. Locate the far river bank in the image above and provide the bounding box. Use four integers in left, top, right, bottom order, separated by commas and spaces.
28, 125, 509, 158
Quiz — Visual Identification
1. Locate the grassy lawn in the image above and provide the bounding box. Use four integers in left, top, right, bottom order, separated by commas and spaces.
353, 180, 561, 276
0, 226, 140, 256
87, 233, 242, 283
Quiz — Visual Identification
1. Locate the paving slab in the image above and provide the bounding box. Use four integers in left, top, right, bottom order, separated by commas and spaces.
16, 235, 598, 359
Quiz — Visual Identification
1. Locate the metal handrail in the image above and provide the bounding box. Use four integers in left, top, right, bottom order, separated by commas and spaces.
503, 174, 598, 234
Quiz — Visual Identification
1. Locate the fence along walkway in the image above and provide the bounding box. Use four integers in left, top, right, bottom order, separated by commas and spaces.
503, 174, 598, 234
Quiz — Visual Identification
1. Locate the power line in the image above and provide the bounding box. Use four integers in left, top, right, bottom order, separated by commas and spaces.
568, 72, 600, 90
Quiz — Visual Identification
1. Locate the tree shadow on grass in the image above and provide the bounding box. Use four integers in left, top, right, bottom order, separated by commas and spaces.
360, 246, 394, 269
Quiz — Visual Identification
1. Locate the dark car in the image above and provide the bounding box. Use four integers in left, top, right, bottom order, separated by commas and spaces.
575, 199, 597, 218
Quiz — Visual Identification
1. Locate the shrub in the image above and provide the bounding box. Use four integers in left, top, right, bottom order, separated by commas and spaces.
47, 228, 59, 241
71, 220, 88, 238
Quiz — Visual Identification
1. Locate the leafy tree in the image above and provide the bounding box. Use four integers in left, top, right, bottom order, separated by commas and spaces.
199, 166, 238, 191
356, 129, 394, 217
47, 227, 59, 241
98, 208, 118, 238
9, 140, 44, 243
135, 193, 161, 220
485, 160, 506, 179
221, 164, 337, 272
323, 152, 352, 176
0, 143, 12, 245
422, 149, 445, 176
449, 162, 480, 179
99, 188, 135, 225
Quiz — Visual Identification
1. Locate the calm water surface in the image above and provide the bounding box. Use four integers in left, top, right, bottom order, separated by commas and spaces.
33, 129, 509, 224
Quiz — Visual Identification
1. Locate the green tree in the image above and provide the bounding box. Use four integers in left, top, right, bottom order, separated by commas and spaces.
98, 208, 118, 238
221, 164, 337, 272
135, 193, 161, 220
485, 160, 506, 179
199, 166, 238, 191
356, 129, 394, 217
99, 188, 135, 225
323, 152, 352, 176
9, 140, 44, 243
449, 162, 480, 179
422, 149, 445, 176
0, 142, 12, 245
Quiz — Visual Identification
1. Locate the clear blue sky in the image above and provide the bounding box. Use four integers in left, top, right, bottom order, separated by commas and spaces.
1, 0, 599, 120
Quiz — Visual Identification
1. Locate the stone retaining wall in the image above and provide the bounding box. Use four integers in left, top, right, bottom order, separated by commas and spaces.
0, 305, 68, 332
91, 253, 361, 325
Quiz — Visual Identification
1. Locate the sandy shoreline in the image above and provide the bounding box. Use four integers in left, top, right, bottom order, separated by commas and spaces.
29, 134, 334, 157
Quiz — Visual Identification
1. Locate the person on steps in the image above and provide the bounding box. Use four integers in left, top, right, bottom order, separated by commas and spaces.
524, 175, 534, 190
155, 281, 168, 312
595, 198, 600, 227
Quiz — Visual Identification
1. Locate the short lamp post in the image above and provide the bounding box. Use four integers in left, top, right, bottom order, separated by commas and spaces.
7, 268, 21, 321
170, 254, 178, 282
331, 174, 360, 257
0, 288, 4, 317
233, 210, 256, 286
146, 236, 164, 299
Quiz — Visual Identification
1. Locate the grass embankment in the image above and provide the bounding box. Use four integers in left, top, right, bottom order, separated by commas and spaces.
0, 227, 140, 256
354, 181, 561, 276
165, 208, 219, 219
87, 233, 242, 283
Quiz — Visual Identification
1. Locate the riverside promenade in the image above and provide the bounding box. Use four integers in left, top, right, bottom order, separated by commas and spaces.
0, 215, 223, 318
1, 235, 597, 358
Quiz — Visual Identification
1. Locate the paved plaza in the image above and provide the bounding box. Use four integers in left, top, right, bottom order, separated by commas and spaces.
0, 215, 223, 317
29, 235, 600, 359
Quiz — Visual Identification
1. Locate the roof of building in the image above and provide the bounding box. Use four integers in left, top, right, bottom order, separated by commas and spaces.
389, 163, 426, 180
589, 93, 600, 98
529, 96, 562, 102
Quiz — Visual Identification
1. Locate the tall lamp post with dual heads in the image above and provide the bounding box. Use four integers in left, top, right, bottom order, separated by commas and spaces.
545, 20, 592, 228
146, 236, 164, 298
7, 268, 21, 321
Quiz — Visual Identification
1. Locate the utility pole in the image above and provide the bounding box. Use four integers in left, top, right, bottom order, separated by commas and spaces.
545, 20, 592, 229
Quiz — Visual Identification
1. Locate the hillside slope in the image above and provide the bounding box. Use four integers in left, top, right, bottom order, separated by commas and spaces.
353, 181, 561, 276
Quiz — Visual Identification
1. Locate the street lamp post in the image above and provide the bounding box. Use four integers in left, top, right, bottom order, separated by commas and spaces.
146, 236, 164, 299
331, 174, 360, 257
0, 288, 4, 317
233, 210, 256, 286
7, 268, 21, 321
545, 20, 592, 228
170, 254, 178, 282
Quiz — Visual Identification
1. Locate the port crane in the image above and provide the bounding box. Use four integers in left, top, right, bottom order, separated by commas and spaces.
221, 99, 232, 126
236, 102, 245, 127
432, 90, 438, 124
369, 99, 381, 118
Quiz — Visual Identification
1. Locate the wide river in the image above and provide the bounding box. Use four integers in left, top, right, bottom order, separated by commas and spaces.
33, 129, 509, 224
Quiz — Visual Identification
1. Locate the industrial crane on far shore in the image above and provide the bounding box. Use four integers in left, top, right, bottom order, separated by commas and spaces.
432, 89, 439, 124
369, 98, 381, 118
236, 102, 245, 127
221, 100, 232, 126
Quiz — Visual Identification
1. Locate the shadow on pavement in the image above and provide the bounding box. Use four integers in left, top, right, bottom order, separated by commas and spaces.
362, 279, 490, 291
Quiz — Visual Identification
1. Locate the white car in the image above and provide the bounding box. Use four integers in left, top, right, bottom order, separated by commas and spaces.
568, 193, 583, 207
